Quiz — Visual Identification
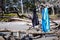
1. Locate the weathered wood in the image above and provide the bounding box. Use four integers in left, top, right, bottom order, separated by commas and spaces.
0, 36, 5, 40
0, 29, 19, 32
0, 29, 56, 35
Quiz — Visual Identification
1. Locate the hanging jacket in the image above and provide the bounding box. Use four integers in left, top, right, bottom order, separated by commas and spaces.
32, 8, 39, 27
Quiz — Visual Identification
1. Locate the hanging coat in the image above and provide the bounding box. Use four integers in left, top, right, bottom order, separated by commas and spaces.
42, 7, 50, 32
32, 8, 39, 27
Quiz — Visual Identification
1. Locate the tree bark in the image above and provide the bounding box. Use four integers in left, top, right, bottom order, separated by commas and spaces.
52, 7, 55, 15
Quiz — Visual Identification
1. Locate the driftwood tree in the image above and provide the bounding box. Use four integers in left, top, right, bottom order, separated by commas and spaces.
49, 0, 60, 15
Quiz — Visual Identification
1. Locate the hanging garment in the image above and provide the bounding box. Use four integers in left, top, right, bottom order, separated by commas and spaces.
32, 8, 39, 27
42, 7, 50, 32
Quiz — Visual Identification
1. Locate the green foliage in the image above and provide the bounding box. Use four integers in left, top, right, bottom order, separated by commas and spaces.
29, 3, 36, 10
13, 0, 18, 3
24, 1, 36, 11
0, 18, 9, 22
0, 13, 17, 22
24, 2, 31, 8
4, 13, 17, 17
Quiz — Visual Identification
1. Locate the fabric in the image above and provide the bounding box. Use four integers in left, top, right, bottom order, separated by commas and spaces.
42, 7, 50, 32
32, 8, 39, 27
